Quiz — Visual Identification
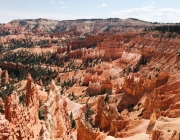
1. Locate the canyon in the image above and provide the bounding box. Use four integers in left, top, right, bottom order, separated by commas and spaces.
0, 18, 180, 140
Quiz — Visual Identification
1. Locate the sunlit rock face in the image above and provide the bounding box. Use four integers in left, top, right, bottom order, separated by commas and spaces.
3, 74, 40, 140
77, 113, 106, 140
1, 70, 10, 84
95, 96, 119, 130
0, 61, 26, 71
4, 93, 39, 140
40, 80, 71, 140
0, 114, 10, 140
152, 117, 180, 140
122, 75, 144, 96
0, 75, 71, 140
143, 72, 180, 119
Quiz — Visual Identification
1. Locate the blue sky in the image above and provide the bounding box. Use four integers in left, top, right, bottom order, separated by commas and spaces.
0, 0, 180, 23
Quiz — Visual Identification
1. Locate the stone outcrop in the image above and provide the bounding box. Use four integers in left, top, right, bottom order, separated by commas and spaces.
115, 84, 123, 94
0, 74, 40, 140
143, 72, 180, 119
122, 75, 144, 96
0, 18, 156, 36
77, 113, 106, 140
67, 35, 104, 50
143, 89, 162, 119
155, 71, 170, 87
4, 81, 40, 140
26, 73, 39, 108
5, 93, 40, 140
40, 80, 71, 140
95, 96, 148, 138
57, 46, 68, 54
84, 72, 112, 95
1, 70, 9, 84
109, 117, 131, 138
0, 61, 27, 71
152, 117, 180, 140
146, 113, 157, 134
5, 93, 39, 140
0, 68, 2, 77
0, 75, 72, 140
0, 115, 10, 140
95, 96, 105, 126
66, 48, 104, 61
95, 96, 120, 130
82, 73, 93, 86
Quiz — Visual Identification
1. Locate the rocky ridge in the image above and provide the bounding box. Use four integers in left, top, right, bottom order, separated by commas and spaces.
0, 18, 159, 36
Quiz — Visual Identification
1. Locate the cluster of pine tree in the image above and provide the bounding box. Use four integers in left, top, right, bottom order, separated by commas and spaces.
1, 51, 58, 66
154, 25, 180, 34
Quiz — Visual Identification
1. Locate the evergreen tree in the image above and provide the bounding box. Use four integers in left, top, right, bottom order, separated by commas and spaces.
71, 119, 76, 128
104, 94, 109, 104
70, 111, 73, 121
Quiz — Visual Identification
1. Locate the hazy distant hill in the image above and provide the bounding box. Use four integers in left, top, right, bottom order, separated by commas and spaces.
0, 18, 161, 35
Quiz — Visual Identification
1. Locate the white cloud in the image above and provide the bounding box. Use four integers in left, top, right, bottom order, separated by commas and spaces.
61, 7, 67, 9
90, 16, 96, 18
148, 1, 155, 5
98, 3, 107, 7
0, 10, 81, 23
111, 6, 154, 14
1, 6, 180, 23
109, 6, 180, 23
51, 1, 54, 3
59, 1, 64, 4
101, 3, 107, 7
157, 8, 180, 13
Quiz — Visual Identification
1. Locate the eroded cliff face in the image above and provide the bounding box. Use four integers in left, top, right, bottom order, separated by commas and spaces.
26, 74, 39, 111
95, 96, 119, 130
0, 18, 155, 36
122, 75, 144, 96
1, 69, 10, 84
2, 27, 180, 140
94, 96, 150, 138
152, 117, 180, 140
3, 74, 40, 140
143, 72, 180, 119
0, 62, 27, 71
0, 74, 72, 140
4, 93, 40, 140
0, 114, 10, 140
40, 80, 71, 140
77, 113, 106, 140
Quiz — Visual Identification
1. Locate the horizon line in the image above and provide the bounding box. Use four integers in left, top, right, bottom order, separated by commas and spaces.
1, 17, 180, 24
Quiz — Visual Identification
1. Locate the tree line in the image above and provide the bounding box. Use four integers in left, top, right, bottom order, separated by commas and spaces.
153, 25, 180, 34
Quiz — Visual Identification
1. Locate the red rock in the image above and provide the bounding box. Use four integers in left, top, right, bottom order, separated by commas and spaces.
40, 80, 71, 140
77, 113, 106, 140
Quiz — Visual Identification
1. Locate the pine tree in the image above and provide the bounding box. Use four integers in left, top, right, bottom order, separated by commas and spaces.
85, 103, 90, 121
104, 94, 109, 104
70, 111, 73, 121
71, 119, 76, 128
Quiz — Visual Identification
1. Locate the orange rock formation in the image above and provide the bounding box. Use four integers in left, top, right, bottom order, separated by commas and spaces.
40, 80, 71, 140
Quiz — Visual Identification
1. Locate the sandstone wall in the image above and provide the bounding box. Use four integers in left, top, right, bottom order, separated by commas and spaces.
77, 113, 106, 140
3, 74, 40, 140
40, 80, 71, 140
